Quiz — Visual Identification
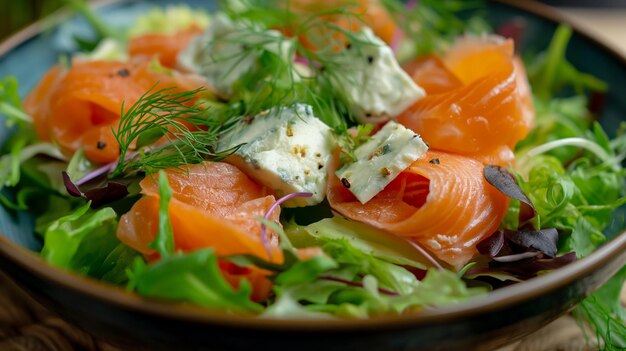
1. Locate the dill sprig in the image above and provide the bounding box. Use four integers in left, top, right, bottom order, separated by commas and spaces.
212, 0, 380, 133
112, 87, 237, 177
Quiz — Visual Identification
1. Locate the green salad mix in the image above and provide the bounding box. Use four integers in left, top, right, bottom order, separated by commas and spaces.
0, 1, 625, 349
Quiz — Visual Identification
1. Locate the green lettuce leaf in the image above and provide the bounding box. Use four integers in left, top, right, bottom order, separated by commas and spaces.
40, 202, 139, 283
515, 96, 590, 162
267, 268, 485, 319
519, 24, 626, 348
263, 232, 483, 319
511, 151, 625, 258
322, 239, 420, 295
41, 202, 115, 267
381, 269, 487, 314
148, 171, 174, 258
274, 255, 338, 286
528, 25, 607, 101
287, 216, 429, 269
127, 249, 263, 313
0, 76, 31, 126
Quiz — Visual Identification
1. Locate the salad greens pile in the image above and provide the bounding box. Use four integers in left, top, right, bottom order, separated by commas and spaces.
1, 0, 626, 349
516, 25, 626, 350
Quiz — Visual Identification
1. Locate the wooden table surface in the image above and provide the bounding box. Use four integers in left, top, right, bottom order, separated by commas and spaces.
1, 5, 625, 351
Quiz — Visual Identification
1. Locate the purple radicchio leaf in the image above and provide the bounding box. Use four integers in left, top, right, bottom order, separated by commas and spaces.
484, 165, 536, 228
478, 228, 559, 259
466, 252, 577, 281
62, 171, 83, 197
505, 228, 559, 257
489, 252, 577, 280
62, 171, 132, 208
83, 182, 129, 208
472, 228, 576, 281
477, 230, 505, 257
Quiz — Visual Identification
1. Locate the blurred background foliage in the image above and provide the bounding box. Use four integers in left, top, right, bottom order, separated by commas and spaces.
0, 0, 65, 39
1, 0, 625, 40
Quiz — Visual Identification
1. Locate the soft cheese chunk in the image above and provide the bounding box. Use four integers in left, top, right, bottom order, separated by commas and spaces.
332, 28, 426, 124
336, 121, 428, 204
219, 104, 334, 207
177, 13, 293, 97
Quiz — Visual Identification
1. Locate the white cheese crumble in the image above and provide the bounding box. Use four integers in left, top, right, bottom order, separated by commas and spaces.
218, 104, 335, 207
336, 121, 428, 204
177, 13, 294, 97
330, 27, 426, 124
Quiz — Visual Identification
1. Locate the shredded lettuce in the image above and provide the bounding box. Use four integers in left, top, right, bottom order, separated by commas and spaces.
262, 223, 485, 318
266, 264, 485, 318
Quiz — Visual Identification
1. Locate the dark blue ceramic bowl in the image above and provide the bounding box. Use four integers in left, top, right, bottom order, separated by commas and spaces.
1, 1, 626, 350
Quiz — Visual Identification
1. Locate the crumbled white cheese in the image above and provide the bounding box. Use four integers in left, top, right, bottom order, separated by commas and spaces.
336, 121, 428, 204
177, 13, 294, 97
330, 28, 426, 124
219, 104, 335, 207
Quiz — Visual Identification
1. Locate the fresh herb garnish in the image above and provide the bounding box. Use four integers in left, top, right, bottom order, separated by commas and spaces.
112, 87, 236, 177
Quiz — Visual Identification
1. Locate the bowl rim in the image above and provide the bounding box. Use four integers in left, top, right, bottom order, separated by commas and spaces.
1, 0, 626, 332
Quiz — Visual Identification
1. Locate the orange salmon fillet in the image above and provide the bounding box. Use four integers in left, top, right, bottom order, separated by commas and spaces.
24, 59, 206, 164
116, 162, 281, 300
403, 55, 462, 95
129, 26, 204, 68
328, 151, 509, 268
397, 36, 534, 158
282, 0, 397, 50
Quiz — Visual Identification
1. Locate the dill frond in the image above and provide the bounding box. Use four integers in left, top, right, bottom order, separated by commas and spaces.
112, 86, 237, 177
210, 0, 382, 134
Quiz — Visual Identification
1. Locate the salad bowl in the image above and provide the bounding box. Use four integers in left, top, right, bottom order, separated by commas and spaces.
1, 0, 626, 350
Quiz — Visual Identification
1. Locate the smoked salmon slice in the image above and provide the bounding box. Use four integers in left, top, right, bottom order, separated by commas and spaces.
24, 59, 206, 164
397, 36, 534, 156
403, 55, 462, 95
468, 145, 515, 168
283, 0, 397, 50
116, 162, 281, 300
328, 151, 509, 268
129, 26, 204, 68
